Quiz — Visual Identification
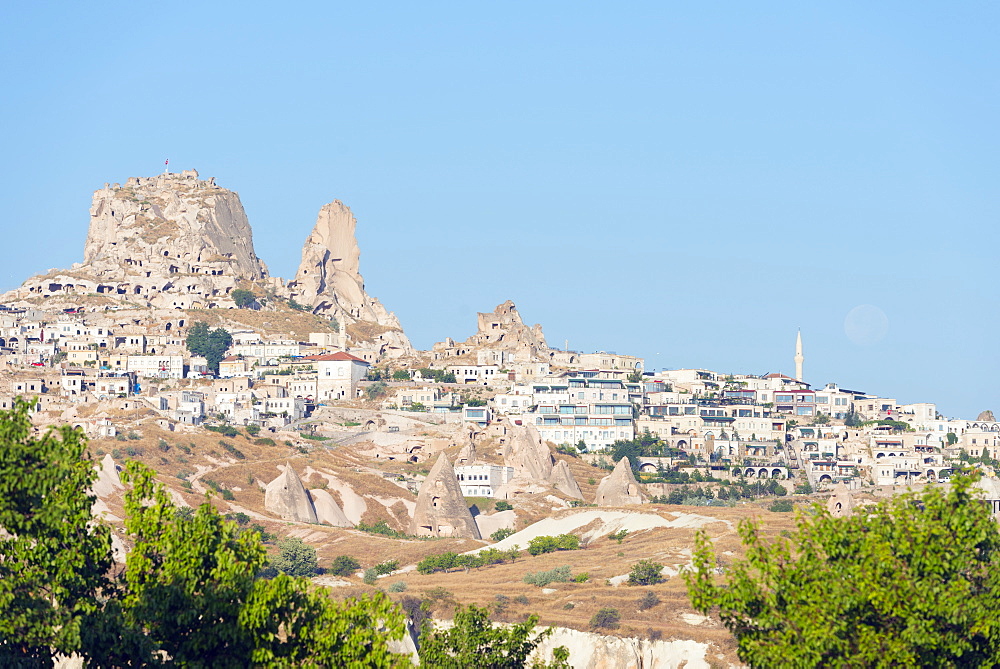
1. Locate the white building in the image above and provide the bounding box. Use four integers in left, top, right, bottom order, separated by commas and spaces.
455, 464, 515, 497
304, 352, 370, 401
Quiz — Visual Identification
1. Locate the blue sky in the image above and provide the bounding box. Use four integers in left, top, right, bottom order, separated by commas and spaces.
2, 2, 997, 418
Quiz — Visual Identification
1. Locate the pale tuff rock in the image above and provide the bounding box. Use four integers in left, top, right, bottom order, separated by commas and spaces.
503, 424, 554, 482
410, 454, 481, 539
499, 424, 582, 499
977, 410, 996, 422
3, 170, 269, 309
264, 464, 319, 524
474, 509, 518, 538
826, 484, 854, 518
288, 200, 411, 350
530, 626, 711, 669
92, 453, 124, 498
309, 488, 354, 527
549, 460, 584, 500
433, 300, 553, 362
594, 457, 644, 506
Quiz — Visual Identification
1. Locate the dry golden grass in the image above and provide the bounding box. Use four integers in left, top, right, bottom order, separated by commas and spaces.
184, 303, 337, 341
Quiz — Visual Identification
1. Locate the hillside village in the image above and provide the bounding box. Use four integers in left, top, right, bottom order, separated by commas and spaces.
2, 170, 998, 666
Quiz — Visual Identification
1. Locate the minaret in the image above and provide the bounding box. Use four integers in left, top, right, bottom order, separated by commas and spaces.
794, 329, 804, 381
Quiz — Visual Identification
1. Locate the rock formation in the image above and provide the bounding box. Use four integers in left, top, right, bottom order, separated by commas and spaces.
410, 454, 481, 539
549, 460, 584, 500
264, 464, 319, 524
826, 484, 854, 518
92, 453, 123, 498
432, 300, 554, 363
287, 200, 411, 352
503, 424, 554, 482
309, 488, 354, 527
594, 457, 644, 506
3, 170, 269, 309
978, 410, 996, 422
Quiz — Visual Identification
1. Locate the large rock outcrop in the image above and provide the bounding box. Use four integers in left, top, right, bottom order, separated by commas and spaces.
3, 170, 269, 309
594, 457, 644, 506
432, 300, 553, 363
410, 454, 481, 539
264, 464, 319, 524
287, 200, 410, 352
503, 424, 554, 482
826, 484, 854, 518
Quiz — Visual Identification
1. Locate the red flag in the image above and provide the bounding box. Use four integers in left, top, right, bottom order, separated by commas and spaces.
165, 159, 169, 166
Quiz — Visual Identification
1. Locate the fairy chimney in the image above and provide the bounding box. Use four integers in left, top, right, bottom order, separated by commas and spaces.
594, 457, 644, 506
264, 463, 319, 524
826, 484, 854, 518
410, 454, 481, 539
549, 460, 583, 500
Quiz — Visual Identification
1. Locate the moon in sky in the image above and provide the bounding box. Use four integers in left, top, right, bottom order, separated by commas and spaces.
844, 305, 889, 346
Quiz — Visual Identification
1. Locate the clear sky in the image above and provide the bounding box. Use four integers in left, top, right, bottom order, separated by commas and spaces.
2, 2, 997, 419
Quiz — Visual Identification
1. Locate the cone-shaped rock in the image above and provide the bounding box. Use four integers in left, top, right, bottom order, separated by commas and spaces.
264, 463, 319, 523
288, 200, 410, 347
92, 453, 124, 498
549, 460, 583, 500
410, 454, 481, 539
977, 410, 996, 422
310, 488, 354, 527
826, 484, 854, 518
594, 457, 644, 506
503, 424, 554, 482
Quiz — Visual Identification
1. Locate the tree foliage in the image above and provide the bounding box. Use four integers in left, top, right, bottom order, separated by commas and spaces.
269, 537, 319, 577
627, 559, 664, 586
0, 398, 411, 666
0, 400, 111, 663
526, 534, 579, 556
185, 321, 233, 374
230, 288, 256, 308
685, 476, 1000, 667
419, 604, 569, 668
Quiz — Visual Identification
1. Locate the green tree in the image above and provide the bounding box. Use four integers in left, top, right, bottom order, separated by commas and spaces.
419, 604, 569, 668
685, 476, 1000, 667
330, 555, 361, 576
109, 463, 410, 666
230, 288, 256, 308
392, 369, 411, 381
269, 537, 318, 577
627, 559, 664, 586
185, 321, 233, 374
0, 400, 111, 663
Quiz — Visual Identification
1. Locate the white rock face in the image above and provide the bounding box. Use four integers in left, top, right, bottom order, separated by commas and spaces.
288, 200, 410, 349
92, 454, 123, 498
3, 171, 268, 308
309, 488, 354, 527
264, 464, 319, 524
594, 457, 644, 506
531, 626, 711, 668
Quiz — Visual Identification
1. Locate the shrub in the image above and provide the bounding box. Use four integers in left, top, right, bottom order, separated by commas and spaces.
363, 568, 379, 585
609, 529, 629, 544
490, 528, 515, 542
638, 591, 660, 610
127, 432, 142, 441
494, 500, 513, 511
375, 560, 400, 575
770, 499, 794, 512
573, 572, 590, 583
254, 437, 276, 447
157, 439, 170, 453
330, 555, 361, 576
527, 534, 580, 556
523, 566, 573, 587
513, 595, 530, 606
628, 560, 664, 586
590, 607, 621, 630
219, 440, 246, 460
270, 537, 318, 577
245, 424, 261, 437
388, 581, 408, 593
